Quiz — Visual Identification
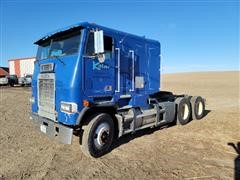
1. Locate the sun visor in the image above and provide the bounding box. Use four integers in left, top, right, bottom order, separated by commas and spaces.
34, 22, 89, 45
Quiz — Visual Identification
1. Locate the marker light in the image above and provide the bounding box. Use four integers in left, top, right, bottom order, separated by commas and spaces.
83, 100, 90, 107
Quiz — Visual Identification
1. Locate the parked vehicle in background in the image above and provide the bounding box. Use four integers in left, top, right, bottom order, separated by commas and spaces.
19, 75, 32, 86
0, 76, 9, 86
8, 57, 35, 87
25, 75, 32, 86
8, 75, 18, 87
18, 77, 25, 86
0, 75, 18, 87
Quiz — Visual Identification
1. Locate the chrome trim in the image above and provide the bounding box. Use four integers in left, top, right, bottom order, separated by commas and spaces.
40, 63, 54, 72
120, 94, 131, 98
93, 122, 110, 149
37, 73, 56, 121
129, 50, 135, 91
115, 48, 120, 93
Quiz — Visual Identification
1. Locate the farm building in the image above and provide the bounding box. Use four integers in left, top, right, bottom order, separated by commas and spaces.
0, 67, 9, 76
8, 57, 35, 77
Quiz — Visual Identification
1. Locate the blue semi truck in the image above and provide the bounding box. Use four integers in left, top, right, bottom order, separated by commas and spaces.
30, 22, 205, 157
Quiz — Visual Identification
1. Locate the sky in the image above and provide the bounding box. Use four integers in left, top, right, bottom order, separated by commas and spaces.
0, 0, 239, 73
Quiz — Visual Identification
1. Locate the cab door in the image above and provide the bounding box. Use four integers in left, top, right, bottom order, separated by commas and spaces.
83, 31, 115, 97
115, 40, 135, 96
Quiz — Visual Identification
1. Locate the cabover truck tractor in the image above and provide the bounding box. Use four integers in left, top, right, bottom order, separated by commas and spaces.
30, 22, 206, 158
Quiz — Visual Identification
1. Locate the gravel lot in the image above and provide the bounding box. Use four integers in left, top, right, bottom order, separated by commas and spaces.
0, 71, 239, 179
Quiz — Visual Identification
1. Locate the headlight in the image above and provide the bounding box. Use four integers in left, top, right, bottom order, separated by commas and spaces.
30, 97, 35, 104
60, 102, 78, 113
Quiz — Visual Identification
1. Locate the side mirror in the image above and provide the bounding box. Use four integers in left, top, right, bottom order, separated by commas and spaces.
94, 30, 104, 54
94, 30, 105, 63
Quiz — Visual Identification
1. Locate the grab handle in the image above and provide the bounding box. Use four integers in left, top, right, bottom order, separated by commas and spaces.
129, 50, 135, 92
115, 48, 120, 93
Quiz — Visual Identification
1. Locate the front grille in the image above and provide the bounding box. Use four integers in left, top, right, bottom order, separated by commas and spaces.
39, 79, 54, 107
38, 73, 56, 121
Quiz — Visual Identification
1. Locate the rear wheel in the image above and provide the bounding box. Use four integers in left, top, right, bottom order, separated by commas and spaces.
190, 96, 205, 120
175, 97, 191, 125
80, 113, 114, 158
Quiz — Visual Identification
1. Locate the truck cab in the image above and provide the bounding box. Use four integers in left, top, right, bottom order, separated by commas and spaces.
30, 22, 205, 157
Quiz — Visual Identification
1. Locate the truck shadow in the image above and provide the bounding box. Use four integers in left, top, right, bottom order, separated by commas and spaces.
111, 124, 165, 151
202, 110, 211, 118
111, 109, 211, 153
227, 142, 240, 180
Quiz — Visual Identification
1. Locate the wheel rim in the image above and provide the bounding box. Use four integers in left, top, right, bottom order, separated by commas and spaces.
182, 103, 189, 120
93, 122, 110, 149
197, 101, 203, 116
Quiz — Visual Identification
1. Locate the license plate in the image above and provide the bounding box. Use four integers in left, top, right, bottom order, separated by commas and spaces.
40, 124, 47, 134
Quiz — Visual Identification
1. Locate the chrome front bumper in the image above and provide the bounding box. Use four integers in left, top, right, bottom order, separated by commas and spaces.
30, 113, 73, 144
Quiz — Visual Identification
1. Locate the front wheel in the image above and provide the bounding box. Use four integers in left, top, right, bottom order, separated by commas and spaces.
80, 113, 114, 158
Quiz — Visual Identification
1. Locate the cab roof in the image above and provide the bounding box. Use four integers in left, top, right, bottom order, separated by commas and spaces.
34, 22, 160, 45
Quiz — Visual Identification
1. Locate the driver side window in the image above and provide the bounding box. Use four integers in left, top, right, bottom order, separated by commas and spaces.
86, 32, 94, 56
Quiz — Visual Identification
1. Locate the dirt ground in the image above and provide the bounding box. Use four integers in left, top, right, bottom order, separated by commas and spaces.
0, 71, 239, 179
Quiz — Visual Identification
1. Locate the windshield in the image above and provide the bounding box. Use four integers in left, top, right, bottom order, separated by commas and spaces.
36, 30, 81, 60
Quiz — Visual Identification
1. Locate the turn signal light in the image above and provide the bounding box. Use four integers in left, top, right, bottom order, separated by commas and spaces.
83, 100, 90, 107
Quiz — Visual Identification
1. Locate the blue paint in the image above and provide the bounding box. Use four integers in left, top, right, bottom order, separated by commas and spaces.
32, 22, 160, 125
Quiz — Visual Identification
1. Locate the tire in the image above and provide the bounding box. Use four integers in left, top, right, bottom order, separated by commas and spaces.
190, 96, 205, 120
175, 97, 191, 125
80, 113, 114, 158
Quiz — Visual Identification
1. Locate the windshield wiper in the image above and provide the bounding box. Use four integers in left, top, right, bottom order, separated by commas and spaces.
51, 55, 65, 66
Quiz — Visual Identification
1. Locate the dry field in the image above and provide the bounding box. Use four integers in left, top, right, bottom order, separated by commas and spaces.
0, 71, 239, 179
